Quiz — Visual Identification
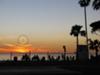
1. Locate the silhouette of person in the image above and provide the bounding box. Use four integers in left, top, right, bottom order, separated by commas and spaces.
21, 53, 30, 61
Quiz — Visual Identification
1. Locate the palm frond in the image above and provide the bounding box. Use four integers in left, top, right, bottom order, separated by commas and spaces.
79, 0, 91, 7
70, 25, 82, 36
90, 20, 100, 33
80, 30, 86, 36
92, 0, 100, 10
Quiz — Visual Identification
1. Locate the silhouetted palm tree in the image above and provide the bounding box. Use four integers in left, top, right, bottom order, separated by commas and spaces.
78, 0, 91, 51
63, 45, 66, 61
70, 25, 81, 50
70, 25, 86, 59
92, 0, 100, 10
89, 39, 100, 57
90, 20, 100, 34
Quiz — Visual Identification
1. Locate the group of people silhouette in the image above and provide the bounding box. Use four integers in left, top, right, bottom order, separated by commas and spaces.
13, 53, 75, 62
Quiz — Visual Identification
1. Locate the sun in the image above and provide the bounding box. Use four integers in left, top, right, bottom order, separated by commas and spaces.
17, 49, 26, 53
16, 47, 29, 53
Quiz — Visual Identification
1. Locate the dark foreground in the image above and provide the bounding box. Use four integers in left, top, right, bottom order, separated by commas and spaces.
0, 66, 81, 75
0, 61, 100, 75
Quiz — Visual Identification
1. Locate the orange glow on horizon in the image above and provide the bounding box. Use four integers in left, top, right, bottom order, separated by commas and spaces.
0, 39, 76, 53
15, 47, 29, 53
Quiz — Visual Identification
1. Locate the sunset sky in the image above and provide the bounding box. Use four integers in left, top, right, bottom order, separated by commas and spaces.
0, 0, 100, 53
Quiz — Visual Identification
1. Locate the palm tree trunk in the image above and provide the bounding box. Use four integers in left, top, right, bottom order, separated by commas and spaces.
76, 36, 79, 60
84, 6, 89, 58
